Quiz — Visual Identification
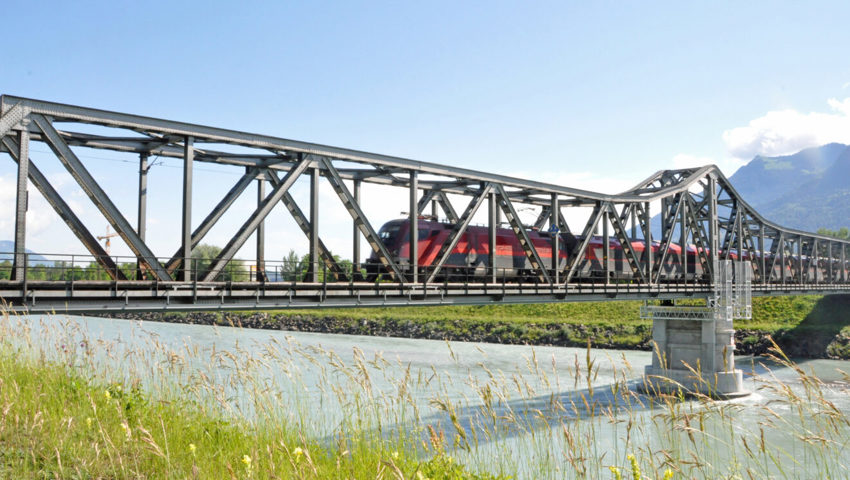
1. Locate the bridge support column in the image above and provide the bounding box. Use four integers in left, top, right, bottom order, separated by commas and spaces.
641, 260, 750, 398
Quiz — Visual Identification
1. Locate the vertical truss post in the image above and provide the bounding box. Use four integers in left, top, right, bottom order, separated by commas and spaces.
759, 225, 765, 284
780, 235, 787, 284
12, 127, 29, 281
353, 179, 361, 275
602, 207, 610, 284
644, 201, 653, 284
165, 169, 256, 274
276, 189, 347, 281
256, 177, 266, 281
842, 243, 847, 283
137, 153, 149, 280
798, 237, 804, 284
489, 190, 497, 283
182, 136, 194, 281
680, 193, 688, 281
309, 166, 320, 283
2, 136, 126, 280
409, 171, 419, 283
551, 193, 559, 283
827, 242, 833, 283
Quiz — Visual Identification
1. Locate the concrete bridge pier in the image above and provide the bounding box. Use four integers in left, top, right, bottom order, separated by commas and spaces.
641, 260, 750, 398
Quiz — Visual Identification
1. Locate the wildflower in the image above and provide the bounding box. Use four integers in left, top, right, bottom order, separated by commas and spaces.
189, 443, 197, 455
120, 422, 131, 438
86, 417, 93, 428
104, 390, 111, 400
241, 454, 252, 466
627, 454, 640, 480
416, 472, 425, 480
293, 446, 304, 463
609, 466, 623, 480
391, 451, 399, 460
663, 468, 673, 480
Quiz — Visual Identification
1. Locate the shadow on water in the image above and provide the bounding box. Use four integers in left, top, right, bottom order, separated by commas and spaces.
779, 294, 850, 357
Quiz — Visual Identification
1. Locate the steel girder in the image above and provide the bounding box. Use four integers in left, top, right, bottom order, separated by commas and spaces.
2, 95, 850, 298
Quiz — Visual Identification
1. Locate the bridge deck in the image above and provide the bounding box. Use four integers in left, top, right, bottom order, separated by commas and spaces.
2, 280, 847, 314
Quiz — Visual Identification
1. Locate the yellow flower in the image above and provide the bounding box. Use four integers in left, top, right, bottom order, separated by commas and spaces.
391, 451, 399, 460
241, 454, 252, 466
293, 446, 304, 463
416, 472, 425, 480
609, 466, 623, 480
663, 468, 673, 480
189, 443, 197, 455
120, 422, 131, 438
104, 390, 111, 400
627, 454, 640, 480
86, 417, 93, 428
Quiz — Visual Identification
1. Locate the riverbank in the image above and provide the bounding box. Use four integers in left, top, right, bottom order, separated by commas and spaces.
94, 294, 850, 359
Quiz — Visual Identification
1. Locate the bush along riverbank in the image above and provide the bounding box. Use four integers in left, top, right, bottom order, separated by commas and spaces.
93, 294, 850, 360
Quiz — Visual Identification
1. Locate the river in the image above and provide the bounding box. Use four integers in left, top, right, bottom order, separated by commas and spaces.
12, 313, 850, 479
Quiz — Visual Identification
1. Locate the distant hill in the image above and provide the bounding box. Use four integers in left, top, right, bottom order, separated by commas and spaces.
728, 143, 850, 232
0, 240, 49, 264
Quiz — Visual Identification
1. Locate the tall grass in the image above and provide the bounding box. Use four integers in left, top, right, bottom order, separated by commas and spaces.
1, 308, 848, 479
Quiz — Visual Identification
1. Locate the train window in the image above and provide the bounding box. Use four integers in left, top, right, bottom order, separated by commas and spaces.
418, 229, 430, 240
379, 224, 401, 242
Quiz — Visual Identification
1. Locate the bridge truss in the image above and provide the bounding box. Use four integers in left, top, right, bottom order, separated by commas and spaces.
1, 95, 849, 313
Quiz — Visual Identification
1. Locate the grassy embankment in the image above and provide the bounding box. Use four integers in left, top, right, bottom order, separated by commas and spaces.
0, 319, 500, 479
217, 295, 850, 357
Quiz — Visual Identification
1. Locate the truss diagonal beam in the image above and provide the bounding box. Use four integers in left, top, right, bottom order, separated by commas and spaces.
32, 114, 171, 281
202, 158, 311, 282
2, 137, 126, 280
165, 168, 257, 274
319, 157, 406, 282
653, 193, 684, 283
607, 203, 646, 283
436, 192, 459, 222
495, 185, 552, 284
425, 184, 492, 283
416, 190, 437, 216
565, 204, 604, 283
273, 183, 348, 281
684, 195, 712, 278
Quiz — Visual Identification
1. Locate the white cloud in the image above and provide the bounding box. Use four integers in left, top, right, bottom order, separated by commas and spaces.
722, 97, 850, 161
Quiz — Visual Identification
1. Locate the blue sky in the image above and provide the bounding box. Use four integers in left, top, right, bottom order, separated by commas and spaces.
3, 1, 850, 262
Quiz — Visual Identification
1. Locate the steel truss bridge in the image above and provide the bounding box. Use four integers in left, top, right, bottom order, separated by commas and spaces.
1, 95, 849, 314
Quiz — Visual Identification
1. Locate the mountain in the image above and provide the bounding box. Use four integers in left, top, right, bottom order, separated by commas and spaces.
0, 241, 49, 264
728, 143, 850, 232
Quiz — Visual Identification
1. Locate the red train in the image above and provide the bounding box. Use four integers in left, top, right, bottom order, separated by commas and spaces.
366, 218, 850, 283
366, 218, 707, 282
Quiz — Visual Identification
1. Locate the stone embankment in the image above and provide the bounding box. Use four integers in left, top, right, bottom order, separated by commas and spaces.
93, 312, 850, 360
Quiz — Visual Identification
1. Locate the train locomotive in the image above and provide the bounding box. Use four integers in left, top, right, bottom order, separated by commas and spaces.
365, 218, 707, 282
365, 218, 848, 283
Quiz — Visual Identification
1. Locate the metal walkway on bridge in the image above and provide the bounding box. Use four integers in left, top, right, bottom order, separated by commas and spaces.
2, 95, 849, 313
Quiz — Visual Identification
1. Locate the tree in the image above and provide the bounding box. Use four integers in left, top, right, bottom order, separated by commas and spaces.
817, 227, 850, 241
191, 244, 249, 281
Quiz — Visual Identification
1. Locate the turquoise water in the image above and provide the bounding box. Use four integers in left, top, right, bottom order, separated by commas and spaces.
12, 314, 850, 479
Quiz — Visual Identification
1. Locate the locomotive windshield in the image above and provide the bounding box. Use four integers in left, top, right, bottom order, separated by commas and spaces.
378, 223, 402, 245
